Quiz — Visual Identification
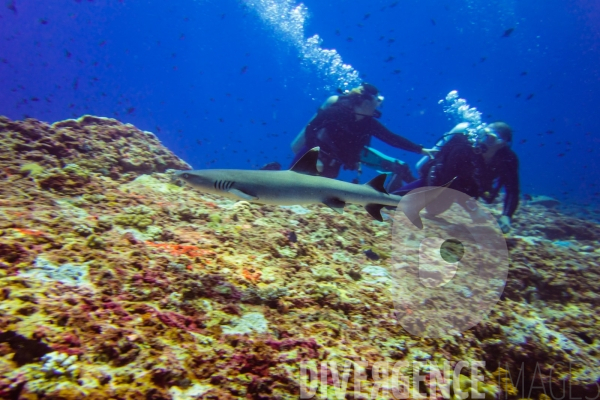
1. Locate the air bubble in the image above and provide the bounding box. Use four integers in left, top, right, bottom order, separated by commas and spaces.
247, 0, 361, 91
439, 90, 486, 142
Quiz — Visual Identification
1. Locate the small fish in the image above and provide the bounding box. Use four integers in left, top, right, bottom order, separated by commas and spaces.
6, 0, 16, 13
364, 249, 380, 261
501, 28, 514, 38
240, 65, 248, 74
286, 231, 297, 243
526, 93, 534, 100
363, 13, 370, 20
384, 56, 394, 62
431, 19, 436, 25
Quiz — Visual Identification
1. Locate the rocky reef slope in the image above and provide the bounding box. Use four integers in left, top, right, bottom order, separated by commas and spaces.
0, 116, 598, 399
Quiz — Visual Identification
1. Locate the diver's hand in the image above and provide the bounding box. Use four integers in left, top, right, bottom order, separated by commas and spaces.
498, 215, 512, 233
421, 148, 438, 159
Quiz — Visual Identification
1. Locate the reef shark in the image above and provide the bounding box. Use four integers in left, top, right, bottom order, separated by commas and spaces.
174, 147, 448, 228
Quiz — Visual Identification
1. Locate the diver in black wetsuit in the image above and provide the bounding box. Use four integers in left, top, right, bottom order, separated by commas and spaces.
397, 122, 520, 233
290, 83, 436, 182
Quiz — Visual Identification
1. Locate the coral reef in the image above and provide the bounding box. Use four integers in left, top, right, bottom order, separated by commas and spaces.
0, 115, 599, 399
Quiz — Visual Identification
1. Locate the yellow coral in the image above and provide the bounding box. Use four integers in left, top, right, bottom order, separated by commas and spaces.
493, 368, 519, 397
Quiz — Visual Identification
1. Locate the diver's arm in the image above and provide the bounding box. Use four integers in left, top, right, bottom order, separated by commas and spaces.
371, 120, 424, 154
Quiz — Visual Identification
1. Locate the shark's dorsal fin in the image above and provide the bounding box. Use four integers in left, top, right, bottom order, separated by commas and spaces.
228, 188, 258, 201
323, 197, 346, 214
365, 204, 385, 222
290, 147, 321, 175
365, 174, 389, 194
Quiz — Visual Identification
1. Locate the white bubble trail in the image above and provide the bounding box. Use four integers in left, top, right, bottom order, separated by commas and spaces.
245, 0, 361, 91
439, 90, 486, 140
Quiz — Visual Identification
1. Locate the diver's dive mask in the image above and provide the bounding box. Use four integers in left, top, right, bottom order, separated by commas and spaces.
361, 82, 384, 118
474, 127, 508, 154
337, 83, 384, 118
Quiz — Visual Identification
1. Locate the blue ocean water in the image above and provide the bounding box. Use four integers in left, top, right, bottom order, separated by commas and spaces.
1, 0, 599, 206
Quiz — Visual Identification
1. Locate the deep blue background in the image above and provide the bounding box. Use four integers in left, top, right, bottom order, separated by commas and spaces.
1, 0, 599, 206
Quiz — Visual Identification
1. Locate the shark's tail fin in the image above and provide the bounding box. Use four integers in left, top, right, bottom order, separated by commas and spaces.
399, 179, 455, 229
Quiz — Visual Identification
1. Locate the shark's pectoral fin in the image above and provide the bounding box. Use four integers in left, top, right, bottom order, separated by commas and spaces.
323, 197, 346, 214
365, 204, 385, 222
365, 174, 389, 194
228, 188, 258, 201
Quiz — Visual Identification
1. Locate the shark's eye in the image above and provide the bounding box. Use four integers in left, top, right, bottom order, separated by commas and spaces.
182, 173, 189, 179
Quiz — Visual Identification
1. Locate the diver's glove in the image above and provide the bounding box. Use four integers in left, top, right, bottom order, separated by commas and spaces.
498, 215, 512, 234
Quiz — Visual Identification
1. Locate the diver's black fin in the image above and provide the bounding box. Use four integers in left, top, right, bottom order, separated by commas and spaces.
323, 197, 346, 214
365, 174, 389, 194
290, 147, 321, 175
365, 204, 385, 222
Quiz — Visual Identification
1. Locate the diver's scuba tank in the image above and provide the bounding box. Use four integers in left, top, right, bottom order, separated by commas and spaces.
290, 126, 307, 154
415, 122, 471, 172
290, 95, 341, 154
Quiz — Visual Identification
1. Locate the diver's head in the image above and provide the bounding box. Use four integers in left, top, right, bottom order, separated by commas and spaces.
475, 122, 513, 158
345, 82, 384, 117
487, 122, 513, 144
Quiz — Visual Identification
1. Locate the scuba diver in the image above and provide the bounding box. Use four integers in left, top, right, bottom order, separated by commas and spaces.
392, 121, 520, 233
289, 83, 436, 183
